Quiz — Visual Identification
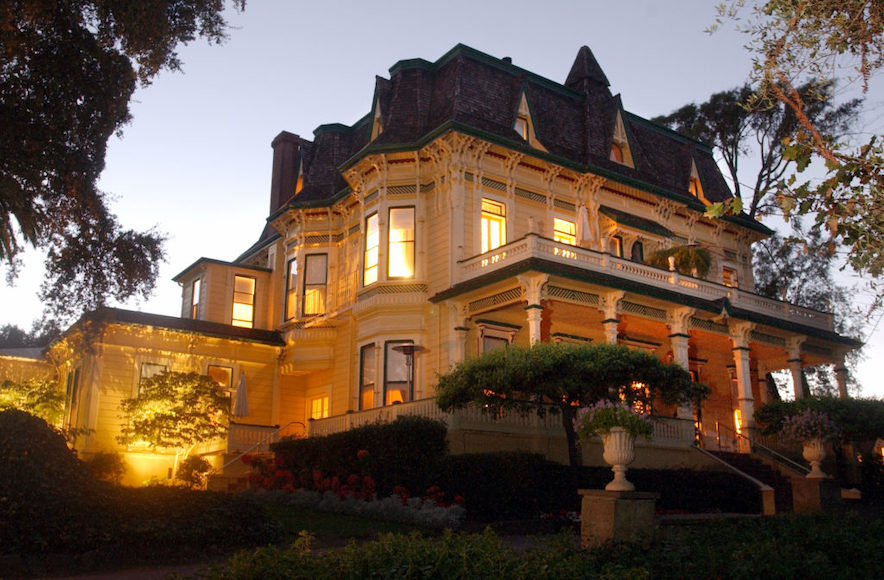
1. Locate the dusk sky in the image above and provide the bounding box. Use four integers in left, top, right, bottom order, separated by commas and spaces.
3, 0, 882, 396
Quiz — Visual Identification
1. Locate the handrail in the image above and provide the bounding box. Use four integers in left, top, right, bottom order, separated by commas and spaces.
715, 421, 809, 476
208, 421, 305, 478
693, 446, 773, 491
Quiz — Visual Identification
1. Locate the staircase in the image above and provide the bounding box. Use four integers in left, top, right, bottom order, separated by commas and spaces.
711, 451, 794, 513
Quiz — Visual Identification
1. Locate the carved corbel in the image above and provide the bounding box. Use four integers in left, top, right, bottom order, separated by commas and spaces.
728, 320, 755, 349
667, 306, 695, 336
786, 336, 805, 361
683, 211, 699, 244
517, 273, 549, 307
600, 290, 625, 321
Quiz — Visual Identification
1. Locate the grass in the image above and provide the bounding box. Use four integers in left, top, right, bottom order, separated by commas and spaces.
264, 503, 423, 541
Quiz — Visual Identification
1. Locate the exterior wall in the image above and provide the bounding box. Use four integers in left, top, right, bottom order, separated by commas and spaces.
0, 355, 53, 384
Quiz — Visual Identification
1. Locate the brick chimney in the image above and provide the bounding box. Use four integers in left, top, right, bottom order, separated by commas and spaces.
270, 131, 301, 213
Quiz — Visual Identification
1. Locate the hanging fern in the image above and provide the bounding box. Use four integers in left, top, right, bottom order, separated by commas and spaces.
646, 246, 712, 279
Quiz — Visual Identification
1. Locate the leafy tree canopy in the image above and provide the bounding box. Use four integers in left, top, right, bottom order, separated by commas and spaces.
118, 371, 229, 468
756, 397, 884, 443
645, 246, 712, 279
1, 0, 245, 326
712, 0, 884, 279
0, 378, 65, 425
435, 342, 707, 466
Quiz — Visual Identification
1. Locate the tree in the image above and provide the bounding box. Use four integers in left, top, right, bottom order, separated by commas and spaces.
0, 378, 65, 425
651, 81, 860, 219
435, 342, 706, 467
118, 371, 229, 475
1, 0, 245, 325
713, 0, 884, 279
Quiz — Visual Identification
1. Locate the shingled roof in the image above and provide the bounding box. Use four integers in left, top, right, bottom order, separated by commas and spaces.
261, 44, 768, 236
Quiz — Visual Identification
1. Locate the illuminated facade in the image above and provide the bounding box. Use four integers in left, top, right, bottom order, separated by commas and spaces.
8, 45, 859, 484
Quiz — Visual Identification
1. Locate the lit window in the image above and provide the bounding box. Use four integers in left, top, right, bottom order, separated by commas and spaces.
620, 381, 651, 414
384, 341, 413, 405
232, 275, 256, 328
630, 241, 644, 262
388, 207, 415, 279
190, 279, 201, 319
65, 368, 81, 427
207, 365, 233, 390
514, 116, 528, 140
689, 176, 703, 198
295, 159, 304, 195
359, 344, 376, 410
481, 199, 506, 253
723, 267, 738, 288
364, 213, 379, 286
609, 236, 623, 257
284, 257, 298, 321
310, 395, 329, 420
553, 218, 577, 245
302, 254, 327, 316
610, 143, 623, 163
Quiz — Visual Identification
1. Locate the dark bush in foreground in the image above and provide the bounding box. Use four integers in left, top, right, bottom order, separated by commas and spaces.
207, 514, 884, 579
438, 452, 762, 520
271, 416, 448, 495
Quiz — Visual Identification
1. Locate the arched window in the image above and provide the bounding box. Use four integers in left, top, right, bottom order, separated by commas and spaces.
630, 241, 644, 262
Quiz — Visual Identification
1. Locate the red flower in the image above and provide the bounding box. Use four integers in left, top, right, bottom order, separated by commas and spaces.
453, 495, 465, 506
357, 449, 370, 460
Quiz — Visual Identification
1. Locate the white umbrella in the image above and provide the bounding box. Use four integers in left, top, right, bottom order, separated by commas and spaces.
232, 373, 249, 418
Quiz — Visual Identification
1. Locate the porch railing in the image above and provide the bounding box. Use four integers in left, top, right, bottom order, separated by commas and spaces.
227, 421, 305, 453
457, 234, 834, 331
307, 398, 695, 449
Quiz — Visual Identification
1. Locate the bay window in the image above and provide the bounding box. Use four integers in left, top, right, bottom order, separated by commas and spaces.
384, 340, 413, 405
364, 213, 379, 286
359, 344, 376, 410
388, 207, 415, 278
232, 275, 256, 328
302, 254, 327, 316
284, 257, 297, 321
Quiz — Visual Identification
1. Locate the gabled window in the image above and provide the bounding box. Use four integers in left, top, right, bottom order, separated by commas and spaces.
610, 112, 634, 167
285, 257, 298, 321
232, 275, 256, 328
294, 158, 304, 195
514, 116, 528, 140
364, 213, 379, 286
554, 218, 577, 245
190, 278, 201, 319
481, 198, 506, 253
371, 104, 383, 140
388, 207, 415, 279
688, 159, 708, 203
512, 92, 548, 151
302, 254, 327, 316
359, 344, 376, 410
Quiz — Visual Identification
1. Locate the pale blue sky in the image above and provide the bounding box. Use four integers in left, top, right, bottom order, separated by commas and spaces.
3, 0, 882, 396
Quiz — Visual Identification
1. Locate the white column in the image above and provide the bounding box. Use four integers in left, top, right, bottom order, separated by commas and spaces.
787, 336, 806, 400
601, 290, 624, 345
729, 321, 755, 452
453, 326, 469, 364
518, 273, 548, 346
525, 305, 543, 345
668, 307, 694, 420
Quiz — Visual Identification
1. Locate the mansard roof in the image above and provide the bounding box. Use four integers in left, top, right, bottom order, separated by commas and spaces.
266, 44, 767, 235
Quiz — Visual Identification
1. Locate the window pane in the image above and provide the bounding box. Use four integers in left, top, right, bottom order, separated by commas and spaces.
310, 395, 329, 419
554, 218, 576, 245
481, 199, 506, 253
207, 365, 233, 389
285, 257, 298, 321
191, 279, 201, 319
303, 255, 327, 316
364, 214, 379, 286
385, 341, 412, 405
232, 275, 256, 328
482, 336, 508, 353
140, 362, 166, 380
631, 242, 644, 262
234, 276, 255, 295
360, 344, 376, 410
388, 207, 414, 279
305, 254, 327, 284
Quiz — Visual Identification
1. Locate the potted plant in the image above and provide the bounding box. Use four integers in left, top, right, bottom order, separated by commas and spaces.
574, 400, 654, 491
780, 409, 840, 478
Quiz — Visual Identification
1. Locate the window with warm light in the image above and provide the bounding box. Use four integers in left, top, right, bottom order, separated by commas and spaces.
609, 235, 623, 257
359, 344, 376, 410
232, 275, 256, 328
284, 257, 297, 321
553, 218, 577, 245
302, 254, 327, 316
384, 340, 413, 405
190, 279, 201, 319
388, 207, 414, 279
722, 267, 738, 288
207, 365, 233, 390
610, 143, 624, 163
310, 394, 329, 419
481, 198, 506, 253
689, 176, 703, 198
364, 213, 379, 286
620, 381, 651, 414
514, 116, 528, 140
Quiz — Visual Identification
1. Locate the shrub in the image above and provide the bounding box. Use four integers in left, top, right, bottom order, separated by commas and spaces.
177, 455, 212, 488
87, 451, 126, 484
271, 416, 447, 495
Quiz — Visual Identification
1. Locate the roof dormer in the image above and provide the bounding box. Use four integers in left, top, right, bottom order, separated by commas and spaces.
688, 158, 710, 204
371, 103, 383, 140
609, 111, 634, 168
513, 91, 547, 152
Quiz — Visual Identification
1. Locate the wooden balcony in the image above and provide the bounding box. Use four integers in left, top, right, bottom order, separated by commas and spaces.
456, 234, 834, 332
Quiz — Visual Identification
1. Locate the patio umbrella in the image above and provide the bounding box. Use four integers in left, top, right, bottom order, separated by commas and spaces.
577, 204, 593, 246
232, 373, 250, 418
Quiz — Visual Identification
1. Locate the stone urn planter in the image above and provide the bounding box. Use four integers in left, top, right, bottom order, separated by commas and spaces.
602, 427, 637, 491
802, 438, 827, 479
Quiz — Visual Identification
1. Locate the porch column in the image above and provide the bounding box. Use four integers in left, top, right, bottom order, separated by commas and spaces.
453, 326, 469, 364
601, 290, 624, 345
668, 307, 694, 420
518, 273, 548, 346
729, 321, 756, 447
834, 350, 849, 399
787, 337, 806, 400
448, 302, 468, 366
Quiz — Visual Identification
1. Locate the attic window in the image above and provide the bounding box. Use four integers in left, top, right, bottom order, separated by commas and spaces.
610, 112, 634, 167
294, 159, 304, 195
514, 116, 528, 140
688, 160, 709, 203
371, 105, 383, 140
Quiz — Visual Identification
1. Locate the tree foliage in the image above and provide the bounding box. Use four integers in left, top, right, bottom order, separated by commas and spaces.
118, 371, 229, 470
0, 378, 65, 425
435, 342, 707, 467
1, 0, 245, 325
714, 0, 884, 279
756, 396, 884, 444
645, 245, 712, 278
652, 80, 860, 219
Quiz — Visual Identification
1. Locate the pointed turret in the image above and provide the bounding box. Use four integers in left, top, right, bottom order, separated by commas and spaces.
565, 46, 610, 90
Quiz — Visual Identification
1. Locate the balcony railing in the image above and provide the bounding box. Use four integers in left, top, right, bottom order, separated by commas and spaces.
307, 398, 695, 449
227, 422, 282, 453
457, 234, 834, 331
